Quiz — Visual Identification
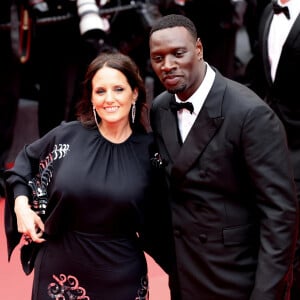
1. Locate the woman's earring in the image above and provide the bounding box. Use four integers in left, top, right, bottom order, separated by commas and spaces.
131, 102, 136, 124
93, 107, 99, 126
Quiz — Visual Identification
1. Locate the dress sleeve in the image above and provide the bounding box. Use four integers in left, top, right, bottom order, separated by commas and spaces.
4, 128, 57, 260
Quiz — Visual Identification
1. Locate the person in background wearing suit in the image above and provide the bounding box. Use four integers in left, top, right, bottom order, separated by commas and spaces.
244, 1, 300, 298
149, 14, 298, 299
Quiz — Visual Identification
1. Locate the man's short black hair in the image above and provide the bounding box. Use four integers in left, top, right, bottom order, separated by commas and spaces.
149, 14, 198, 41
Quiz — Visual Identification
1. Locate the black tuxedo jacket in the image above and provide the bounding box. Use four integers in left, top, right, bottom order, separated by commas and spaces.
150, 70, 298, 299
247, 3, 300, 179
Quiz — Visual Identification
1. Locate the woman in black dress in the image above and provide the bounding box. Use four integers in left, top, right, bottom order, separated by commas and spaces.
4, 52, 170, 299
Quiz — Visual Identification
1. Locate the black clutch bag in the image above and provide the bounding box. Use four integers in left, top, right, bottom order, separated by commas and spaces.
20, 242, 41, 275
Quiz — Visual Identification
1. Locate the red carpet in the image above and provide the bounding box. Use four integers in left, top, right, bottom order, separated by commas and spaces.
0, 198, 170, 299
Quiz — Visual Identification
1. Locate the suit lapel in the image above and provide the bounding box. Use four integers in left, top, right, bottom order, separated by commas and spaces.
261, 7, 273, 86
159, 104, 181, 161
278, 12, 300, 70
154, 93, 181, 175
171, 71, 225, 182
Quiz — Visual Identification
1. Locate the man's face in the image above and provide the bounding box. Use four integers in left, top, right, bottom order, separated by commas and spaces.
149, 26, 203, 100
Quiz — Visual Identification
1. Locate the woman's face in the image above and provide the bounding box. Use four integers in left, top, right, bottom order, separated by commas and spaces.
91, 66, 138, 126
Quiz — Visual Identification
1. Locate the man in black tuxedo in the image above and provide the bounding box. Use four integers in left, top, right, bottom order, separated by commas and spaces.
149, 14, 298, 299
245, 1, 300, 298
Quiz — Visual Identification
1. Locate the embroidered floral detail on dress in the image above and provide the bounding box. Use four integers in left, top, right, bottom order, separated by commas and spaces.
135, 275, 149, 300
28, 144, 70, 215
48, 273, 90, 299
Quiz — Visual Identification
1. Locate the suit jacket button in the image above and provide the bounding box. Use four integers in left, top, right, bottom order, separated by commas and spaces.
199, 233, 207, 243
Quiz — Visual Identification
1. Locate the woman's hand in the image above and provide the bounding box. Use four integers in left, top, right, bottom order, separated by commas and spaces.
14, 195, 46, 243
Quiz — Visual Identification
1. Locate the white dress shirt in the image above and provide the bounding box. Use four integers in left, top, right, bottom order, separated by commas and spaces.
175, 63, 215, 142
268, 0, 300, 81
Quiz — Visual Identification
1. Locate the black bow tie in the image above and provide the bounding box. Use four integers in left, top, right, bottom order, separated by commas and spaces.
170, 101, 194, 114
273, 2, 290, 19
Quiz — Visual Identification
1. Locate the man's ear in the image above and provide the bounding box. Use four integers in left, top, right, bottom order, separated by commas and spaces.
196, 38, 203, 60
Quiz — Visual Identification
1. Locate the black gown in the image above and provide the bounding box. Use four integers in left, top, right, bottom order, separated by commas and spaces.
5, 121, 164, 300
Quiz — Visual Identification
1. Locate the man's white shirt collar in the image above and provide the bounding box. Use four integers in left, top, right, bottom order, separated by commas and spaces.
175, 63, 215, 142
175, 62, 215, 115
